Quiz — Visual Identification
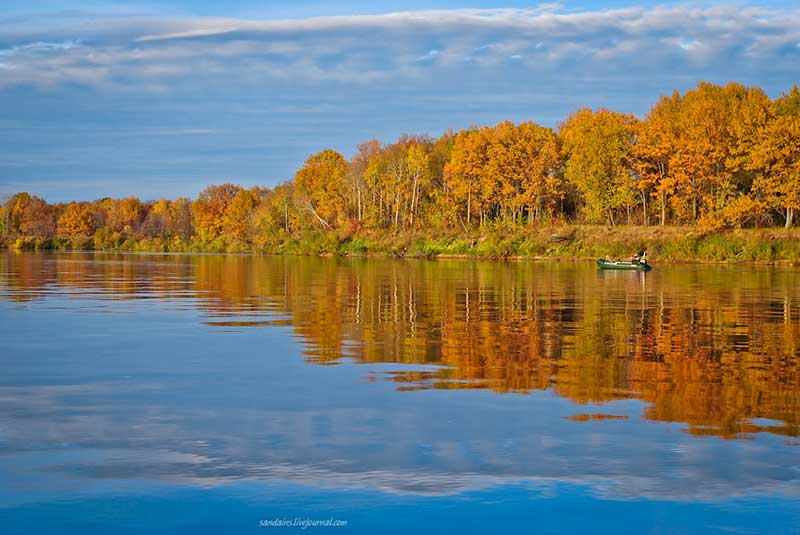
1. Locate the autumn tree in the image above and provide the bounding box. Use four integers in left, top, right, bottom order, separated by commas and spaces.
634, 92, 682, 225
750, 115, 800, 227
20, 196, 55, 239
405, 142, 431, 228
444, 128, 492, 228
348, 134, 449, 229
633, 82, 772, 226
57, 202, 96, 238
192, 183, 241, 240
294, 150, 348, 230
4, 192, 32, 237
658, 82, 770, 224
223, 187, 262, 242
250, 183, 304, 246
371, 136, 434, 229
379, 141, 408, 229
3, 193, 56, 239
424, 131, 456, 228
170, 197, 194, 239
561, 109, 638, 225
142, 199, 171, 238
361, 144, 400, 228
99, 197, 145, 235
774, 85, 800, 117
347, 140, 382, 222
490, 121, 562, 224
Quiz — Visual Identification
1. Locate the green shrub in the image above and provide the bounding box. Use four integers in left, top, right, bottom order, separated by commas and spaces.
740, 240, 774, 262
773, 239, 800, 261
660, 234, 700, 260
694, 234, 745, 261
340, 237, 369, 255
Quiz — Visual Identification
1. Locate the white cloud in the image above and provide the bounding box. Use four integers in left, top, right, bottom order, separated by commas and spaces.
678, 39, 700, 50
0, 39, 84, 57
416, 49, 440, 62
0, 5, 797, 91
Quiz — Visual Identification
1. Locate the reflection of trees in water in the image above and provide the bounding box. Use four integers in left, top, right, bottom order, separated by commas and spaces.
3, 251, 800, 439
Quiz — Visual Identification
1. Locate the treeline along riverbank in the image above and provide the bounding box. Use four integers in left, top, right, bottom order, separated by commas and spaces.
2, 81, 799, 263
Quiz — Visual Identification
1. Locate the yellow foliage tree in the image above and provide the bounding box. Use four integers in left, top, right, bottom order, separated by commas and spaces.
750, 115, 800, 227
444, 128, 492, 228
560, 109, 638, 225
663, 82, 771, 222
223, 188, 261, 242
774, 85, 800, 117
192, 183, 241, 240
294, 150, 348, 230
634, 92, 682, 225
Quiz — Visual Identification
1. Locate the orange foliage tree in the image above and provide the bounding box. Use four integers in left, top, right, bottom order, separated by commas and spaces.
58, 202, 96, 238
192, 183, 241, 240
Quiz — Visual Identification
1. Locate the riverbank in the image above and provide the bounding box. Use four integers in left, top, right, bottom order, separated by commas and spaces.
4, 225, 800, 264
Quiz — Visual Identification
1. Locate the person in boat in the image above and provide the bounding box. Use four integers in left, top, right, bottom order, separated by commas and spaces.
630, 250, 647, 264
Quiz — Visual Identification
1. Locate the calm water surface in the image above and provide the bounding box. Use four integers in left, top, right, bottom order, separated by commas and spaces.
1, 252, 799, 534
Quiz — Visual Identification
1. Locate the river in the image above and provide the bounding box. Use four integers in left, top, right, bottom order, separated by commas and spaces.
1, 252, 798, 533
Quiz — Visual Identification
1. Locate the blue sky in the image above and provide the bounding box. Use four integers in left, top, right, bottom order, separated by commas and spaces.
1, 1, 799, 202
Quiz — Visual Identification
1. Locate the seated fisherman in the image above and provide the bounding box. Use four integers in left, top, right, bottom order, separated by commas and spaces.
630, 251, 646, 263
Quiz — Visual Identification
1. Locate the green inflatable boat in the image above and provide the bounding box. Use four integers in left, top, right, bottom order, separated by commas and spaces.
596, 258, 653, 271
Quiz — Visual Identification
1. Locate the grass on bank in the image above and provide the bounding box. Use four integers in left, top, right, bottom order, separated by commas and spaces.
4, 225, 800, 264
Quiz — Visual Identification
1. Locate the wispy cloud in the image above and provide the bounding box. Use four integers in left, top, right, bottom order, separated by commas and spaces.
416, 49, 440, 62
0, 6, 798, 90
0, 39, 84, 56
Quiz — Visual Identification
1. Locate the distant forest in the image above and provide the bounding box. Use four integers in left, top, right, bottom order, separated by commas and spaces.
2, 81, 799, 252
